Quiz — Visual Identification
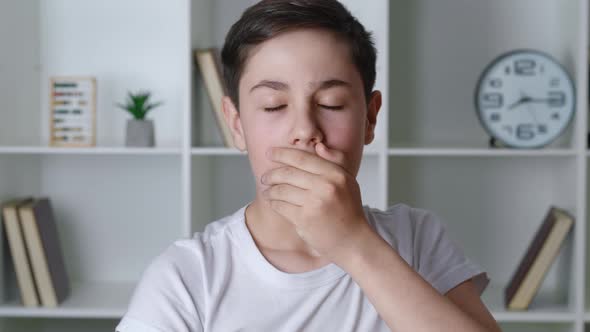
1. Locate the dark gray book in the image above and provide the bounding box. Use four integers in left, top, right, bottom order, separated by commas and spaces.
18, 198, 70, 307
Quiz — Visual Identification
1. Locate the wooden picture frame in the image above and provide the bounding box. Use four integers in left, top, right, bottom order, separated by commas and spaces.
49, 76, 97, 147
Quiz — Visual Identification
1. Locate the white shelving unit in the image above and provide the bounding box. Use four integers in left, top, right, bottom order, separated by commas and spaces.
0, 0, 588, 331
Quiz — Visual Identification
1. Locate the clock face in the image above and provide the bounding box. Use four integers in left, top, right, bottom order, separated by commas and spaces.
475, 50, 575, 148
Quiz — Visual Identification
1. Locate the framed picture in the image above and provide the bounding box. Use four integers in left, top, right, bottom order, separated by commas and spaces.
49, 76, 97, 147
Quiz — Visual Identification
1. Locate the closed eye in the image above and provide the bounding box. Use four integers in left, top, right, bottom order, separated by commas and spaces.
263, 105, 344, 112
320, 105, 344, 110
264, 105, 286, 112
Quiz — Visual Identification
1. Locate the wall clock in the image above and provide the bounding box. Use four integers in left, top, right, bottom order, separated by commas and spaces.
475, 50, 575, 148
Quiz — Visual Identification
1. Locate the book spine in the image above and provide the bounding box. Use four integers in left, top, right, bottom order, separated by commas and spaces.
195, 49, 236, 149
504, 207, 556, 306
2, 206, 39, 307
508, 217, 573, 309
19, 206, 57, 307
33, 199, 70, 305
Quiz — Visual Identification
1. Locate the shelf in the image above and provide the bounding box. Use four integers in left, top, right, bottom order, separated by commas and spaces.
388, 141, 578, 157
483, 284, 575, 323
191, 147, 245, 156
0, 146, 182, 156
190, 145, 382, 156
501, 322, 575, 332
389, 147, 578, 157
0, 280, 132, 319
363, 144, 381, 155
493, 311, 576, 323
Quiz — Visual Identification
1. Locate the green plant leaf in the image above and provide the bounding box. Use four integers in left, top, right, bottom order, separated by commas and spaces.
118, 90, 163, 120
143, 101, 163, 114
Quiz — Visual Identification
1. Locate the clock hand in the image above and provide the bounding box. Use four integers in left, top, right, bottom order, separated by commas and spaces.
508, 96, 532, 110
528, 98, 553, 103
508, 97, 524, 109
525, 102, 540, 127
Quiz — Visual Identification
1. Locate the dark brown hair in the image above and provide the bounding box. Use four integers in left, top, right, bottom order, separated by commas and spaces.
221, 0, 377, 110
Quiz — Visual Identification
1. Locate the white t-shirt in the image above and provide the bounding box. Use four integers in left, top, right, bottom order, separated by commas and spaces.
115, 203, 490, 332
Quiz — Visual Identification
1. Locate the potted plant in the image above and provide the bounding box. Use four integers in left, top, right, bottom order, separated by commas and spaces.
116, 90, 163, 147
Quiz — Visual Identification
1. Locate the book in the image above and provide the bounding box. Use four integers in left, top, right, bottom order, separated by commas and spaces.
1, 197, 39, 307
18, 198, 70, 307
194, 48, 235, 148
504, 206, 574, 310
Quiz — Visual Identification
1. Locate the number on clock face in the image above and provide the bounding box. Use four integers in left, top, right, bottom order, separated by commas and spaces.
475, 50, 575, 148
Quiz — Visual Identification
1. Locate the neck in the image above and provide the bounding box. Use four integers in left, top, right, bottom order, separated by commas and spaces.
245, 195, 319, 256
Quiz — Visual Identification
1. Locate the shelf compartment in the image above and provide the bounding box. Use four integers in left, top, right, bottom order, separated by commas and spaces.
388, 156, 579, 312
0, 280, 131, 319
0, 155, 184, 296
190, 0, 389, 151
0, 0, 186, 148
190, 153, 386, 233
389, 0, 584, 150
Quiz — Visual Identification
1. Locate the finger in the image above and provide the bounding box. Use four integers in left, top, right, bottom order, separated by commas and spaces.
315, 142, 346, 168
261, 166, 317, 190
263, 184, 306, 206
267, 147, 339, 175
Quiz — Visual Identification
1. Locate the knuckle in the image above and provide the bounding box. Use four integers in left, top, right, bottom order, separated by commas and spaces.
333, 172, 347, 185
264, 172, 273, 183
323, 182, 337, 196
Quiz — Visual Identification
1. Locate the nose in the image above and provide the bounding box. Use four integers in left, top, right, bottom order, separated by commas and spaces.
289, 106, 324, 148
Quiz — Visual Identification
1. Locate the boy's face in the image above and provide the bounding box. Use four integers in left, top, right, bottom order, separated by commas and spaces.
223, 28, 381, 192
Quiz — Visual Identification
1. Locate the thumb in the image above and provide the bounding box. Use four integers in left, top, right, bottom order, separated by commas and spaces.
315, 142, 346, 167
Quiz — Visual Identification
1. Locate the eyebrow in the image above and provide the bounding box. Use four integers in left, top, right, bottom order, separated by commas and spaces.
249, 79, 351, 94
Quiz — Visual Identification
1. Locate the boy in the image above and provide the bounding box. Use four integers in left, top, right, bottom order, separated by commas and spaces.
116, 1, 501, 331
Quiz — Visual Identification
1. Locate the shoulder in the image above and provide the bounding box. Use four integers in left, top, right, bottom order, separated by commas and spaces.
363, 203, 434, 263
364, 202, 455, 257
364, 203, 489, 295
364, 203, 446, 245
365, 202, 441, 224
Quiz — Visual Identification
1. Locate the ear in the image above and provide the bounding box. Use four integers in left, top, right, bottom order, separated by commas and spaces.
222, 96, 247, 151
364, 90, 382, 145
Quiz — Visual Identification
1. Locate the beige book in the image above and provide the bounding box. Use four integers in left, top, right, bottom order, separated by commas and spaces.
2, 197, 39, 307
194, 48, 235, 148
507, 207, 574, 310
